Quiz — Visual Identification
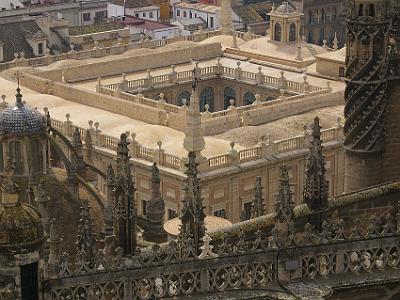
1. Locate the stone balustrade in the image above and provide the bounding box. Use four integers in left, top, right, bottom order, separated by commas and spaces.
49, 114, 343, 174
0, 30, 259, 72
102, 63, 326, 96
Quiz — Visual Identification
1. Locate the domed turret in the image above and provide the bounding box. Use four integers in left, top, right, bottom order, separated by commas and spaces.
0, 169, 45, 255
0, 86, 50, 178
0, 86, 46, 136
0, 168, 44, 300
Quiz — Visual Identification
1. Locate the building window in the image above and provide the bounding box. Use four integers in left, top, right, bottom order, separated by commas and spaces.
177, 90, 191, 106
9, 141, 23, 174
244, 91, 256, 105
183, 11, 187, 18
142, 200, 147, 216
143, 12, 147, 17
135, 13, 139, 17
332, 7, 337, 20
289, 23, 296, 42
200, 87, 214, 112
95, 11, 107, 22
30, 139, 43, 174
177, 10, 180, 17
242, 202, 252, 221
307, 30, 313, 43
168, 208, 177, 220
83, 12, 91, 21
150, 11, 154, 18
274, 23, 282, 41
339, 67, 345, 77
223, 87, 235, 109
213, 208, 227, 219
38, 43, 44, 55
189, 12, 192, 18
210, 16, 214, 28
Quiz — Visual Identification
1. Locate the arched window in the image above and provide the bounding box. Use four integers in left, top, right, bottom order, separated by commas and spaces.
9, 140, 23, 174
244, 92, 256, 105
200, 87, 214, 112
30, 139, 43, 175
223, 87, 236, 109
289, 23, 296, 42
308, 30, 313, 43
274, 23, 282, 41
177, 90, 191, 106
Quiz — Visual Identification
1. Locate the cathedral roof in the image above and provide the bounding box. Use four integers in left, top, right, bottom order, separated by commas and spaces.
0, 87, 46, 136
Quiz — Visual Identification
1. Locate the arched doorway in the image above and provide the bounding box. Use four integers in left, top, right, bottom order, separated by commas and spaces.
223, 87, 236, 109
177, 90, 191, 106
200, 87, 214, 112
274, 23, 282, 41
244, 92, 256, 105
289, 23, 296, 42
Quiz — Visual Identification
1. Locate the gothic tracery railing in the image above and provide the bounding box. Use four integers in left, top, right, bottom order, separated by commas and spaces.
46, 205, 400, 299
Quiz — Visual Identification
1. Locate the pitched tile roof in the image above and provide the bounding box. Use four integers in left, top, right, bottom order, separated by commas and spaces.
233, 2, 272, 24
0, 20, 45, 62
112, 0, 153, 8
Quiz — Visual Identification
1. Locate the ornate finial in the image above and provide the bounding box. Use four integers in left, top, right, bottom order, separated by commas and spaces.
303, 117, 328, 211
15, 71, 23, 108
191, 67, 198, 91
151, 162, 160, 182
251, 176, 264, 218
275, 165, 294, 221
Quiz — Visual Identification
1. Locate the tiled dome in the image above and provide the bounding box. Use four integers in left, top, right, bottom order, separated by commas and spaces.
0, 88, 46, 135
0, 202, 45, 254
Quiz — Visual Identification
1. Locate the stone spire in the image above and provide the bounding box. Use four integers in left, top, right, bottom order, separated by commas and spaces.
250, 176, 264, 218
113, 133, 137, 255
220, 0, 232, 35
15, 74, 23, 108
76, 202, 96, 266
183, 73, 205, 157
275, 164, 294, 221
103, 164, 115, 237
303, 117, 329, 211
144, 162, 167, 243
46, 219, 63, 278
180, 151, 205, 255
84, 129, 93, 161
35, 179, 50, 233
332, 32, 339, 50
72, 127, 86, 173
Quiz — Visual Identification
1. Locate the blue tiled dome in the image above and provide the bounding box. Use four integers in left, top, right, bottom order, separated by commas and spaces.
0, 88, 46, 135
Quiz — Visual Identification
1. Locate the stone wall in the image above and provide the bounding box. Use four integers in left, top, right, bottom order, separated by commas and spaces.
60, 43, 222, 82
21, 73, 167, 125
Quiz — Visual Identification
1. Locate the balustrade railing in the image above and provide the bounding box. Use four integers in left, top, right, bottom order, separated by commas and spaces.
49, 118, 341, 173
